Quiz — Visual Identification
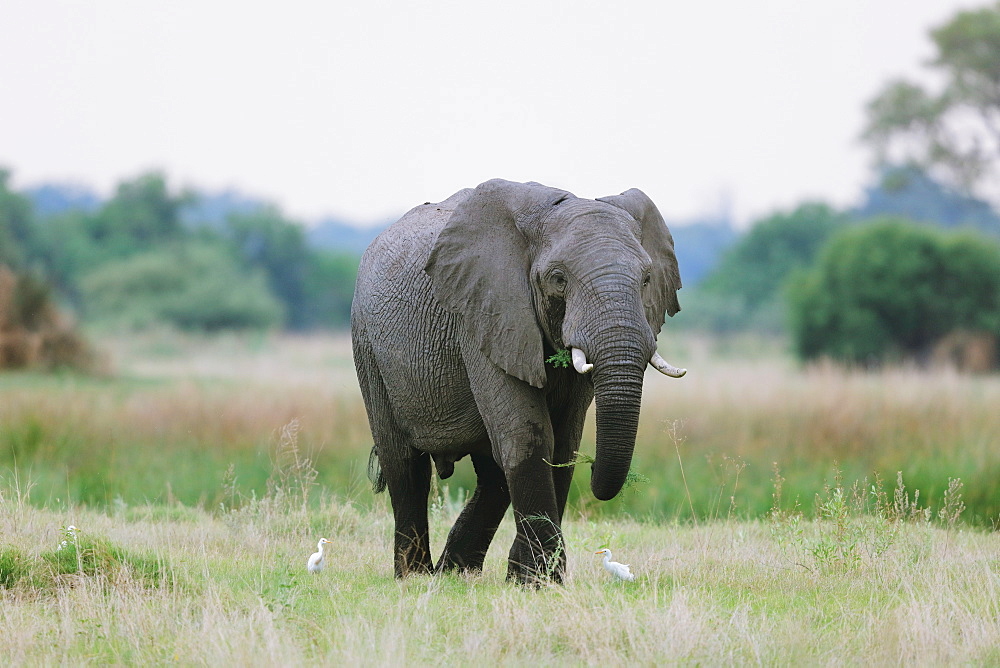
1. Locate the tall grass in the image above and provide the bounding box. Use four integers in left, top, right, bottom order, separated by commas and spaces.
0, 334, 372, 508
621, 338, 1000, 524
1, 331, 999, 526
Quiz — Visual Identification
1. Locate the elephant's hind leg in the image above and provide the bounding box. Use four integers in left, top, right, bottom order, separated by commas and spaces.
437, 453, 510, 573
385, 450, 433, 578
354, 334, 433, 578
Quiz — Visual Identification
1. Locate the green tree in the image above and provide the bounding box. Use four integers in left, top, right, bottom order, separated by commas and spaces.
0, 168, 35, 268
863, 3, 1000, 200
300, 249, 360, 329
789, 218, 1000, 365
28, 210, 97, 306
222, 208, 310, 329
937, 232, 1000, 334
80, 244, 283, 332
694, 202, 845, 331
31, 172, 195, 301
87, 171, 192, 258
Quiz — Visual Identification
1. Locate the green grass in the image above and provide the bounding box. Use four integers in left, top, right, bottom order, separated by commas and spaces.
0, 492, 997, 664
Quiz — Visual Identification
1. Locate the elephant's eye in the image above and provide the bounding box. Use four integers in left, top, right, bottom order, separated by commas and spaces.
642, 273, 651, 288
549, 270, 567, 293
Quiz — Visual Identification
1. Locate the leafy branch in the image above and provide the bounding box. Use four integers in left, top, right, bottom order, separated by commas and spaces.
545, 452, 650, 491
546, 349, 572, 368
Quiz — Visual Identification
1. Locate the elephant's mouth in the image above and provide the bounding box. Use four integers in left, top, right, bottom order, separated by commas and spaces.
543, 295, 567, 350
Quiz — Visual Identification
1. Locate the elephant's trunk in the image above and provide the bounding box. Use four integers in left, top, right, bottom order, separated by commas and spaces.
589, 341, 650, 501
563, 265, 656, 501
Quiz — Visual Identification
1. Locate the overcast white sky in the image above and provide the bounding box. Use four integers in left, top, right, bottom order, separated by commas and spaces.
0, 1, 986, 226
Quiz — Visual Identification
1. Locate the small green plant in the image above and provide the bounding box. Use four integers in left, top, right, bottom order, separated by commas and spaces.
0, 547, 32, 588
706, 453, 746, 521
546, 348, 572, 368
41, 529, 166, 586
811, 479, 865, 570
768, 464, 805, 555
864, 472, 902, 559
890, 470, 931, 523
217, 463, 243, 513
258, 564, 303, 614
938, 477, 966, 529
544, 533, 566, 584
430, 482, 468, 520
770, 467, 966, 573
519, 513, 566, 585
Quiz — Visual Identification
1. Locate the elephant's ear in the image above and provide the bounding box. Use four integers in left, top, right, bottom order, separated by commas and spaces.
598, 189, 682, 335
425, 179, 572, 388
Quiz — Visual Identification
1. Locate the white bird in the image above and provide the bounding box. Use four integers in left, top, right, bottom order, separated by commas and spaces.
595, 548, 635, 582
307, 538, 333, 573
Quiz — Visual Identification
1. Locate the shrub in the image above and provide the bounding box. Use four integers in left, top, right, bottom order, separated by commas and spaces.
696, 202, 845, 331
0, 264, 97, 370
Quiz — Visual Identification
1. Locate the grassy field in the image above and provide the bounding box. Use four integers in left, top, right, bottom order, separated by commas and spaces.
1, 331, 999, 663
1, 492, 997, 664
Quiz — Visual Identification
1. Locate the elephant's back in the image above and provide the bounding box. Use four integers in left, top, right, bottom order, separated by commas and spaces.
355, 188, 473, 311
361, 188, 474, 273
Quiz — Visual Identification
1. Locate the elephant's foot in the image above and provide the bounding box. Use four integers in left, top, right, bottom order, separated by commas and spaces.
393, 530, 434, 578
506, 558, 564, 586
436, 545, 488, 574
394, 554, 434, 578
437, 458, 510, 575
436, 511, 500, 575
506, 535, 565, 585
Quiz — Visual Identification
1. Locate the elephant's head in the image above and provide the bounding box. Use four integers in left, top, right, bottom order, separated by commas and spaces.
425, 179, 683, 500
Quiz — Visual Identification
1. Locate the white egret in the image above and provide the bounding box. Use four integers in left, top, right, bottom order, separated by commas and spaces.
308, 538, 333, 573
595, 548, 635, 582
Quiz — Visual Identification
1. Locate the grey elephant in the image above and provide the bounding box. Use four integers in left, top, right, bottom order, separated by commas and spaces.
351, 179, 685, 583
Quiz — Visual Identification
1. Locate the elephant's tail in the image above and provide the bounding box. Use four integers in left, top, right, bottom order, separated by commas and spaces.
368, 446, 387, 493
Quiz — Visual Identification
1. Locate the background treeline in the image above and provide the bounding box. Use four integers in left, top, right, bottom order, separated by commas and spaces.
3, 160, 1000, 371
686, 164, 1000, 370
0, 169, 360, 340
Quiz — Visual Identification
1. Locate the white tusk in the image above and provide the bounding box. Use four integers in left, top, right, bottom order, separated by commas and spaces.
571, 348, 594, 374
650, 351, 687, 378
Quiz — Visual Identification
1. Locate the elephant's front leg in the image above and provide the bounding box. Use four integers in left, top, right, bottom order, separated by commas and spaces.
550, 382, 594, 523
464, 354, 564, 584
437, 453, 510, 573
505, 454, 564, 584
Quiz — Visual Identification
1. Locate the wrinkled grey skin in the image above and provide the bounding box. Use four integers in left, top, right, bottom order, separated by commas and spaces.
351, 179, 681, 583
